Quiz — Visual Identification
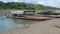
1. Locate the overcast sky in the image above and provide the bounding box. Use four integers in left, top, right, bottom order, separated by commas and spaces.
0, 0, 60, 8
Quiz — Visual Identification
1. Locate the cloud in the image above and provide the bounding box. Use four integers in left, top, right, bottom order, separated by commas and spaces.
12, 0, 19, 2
19, 0, 35, 3
15, 0, 17, 2
37, 0, 60, 8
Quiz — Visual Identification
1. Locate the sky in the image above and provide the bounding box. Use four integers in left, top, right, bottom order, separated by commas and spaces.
0, 0, 60, 8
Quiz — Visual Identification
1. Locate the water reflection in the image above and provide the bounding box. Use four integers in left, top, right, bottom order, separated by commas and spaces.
12, 19, 34, 27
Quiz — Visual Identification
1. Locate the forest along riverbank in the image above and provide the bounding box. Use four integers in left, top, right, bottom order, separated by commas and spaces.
1, 18, 60, 34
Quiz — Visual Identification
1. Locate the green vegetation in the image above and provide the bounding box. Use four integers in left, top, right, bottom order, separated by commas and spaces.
0, 1, 60, 10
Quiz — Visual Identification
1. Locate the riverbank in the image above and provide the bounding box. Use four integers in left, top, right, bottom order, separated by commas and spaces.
1, 18, 60, 34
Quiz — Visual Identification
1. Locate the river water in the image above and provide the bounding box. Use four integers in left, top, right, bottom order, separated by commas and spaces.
0, 13, 41, 32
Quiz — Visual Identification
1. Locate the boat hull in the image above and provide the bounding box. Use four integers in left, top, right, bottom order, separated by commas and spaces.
7, 15, 53, 20
24, 16, 53, 20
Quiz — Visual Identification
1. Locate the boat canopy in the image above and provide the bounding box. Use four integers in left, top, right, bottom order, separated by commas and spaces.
11, 10, 24, 14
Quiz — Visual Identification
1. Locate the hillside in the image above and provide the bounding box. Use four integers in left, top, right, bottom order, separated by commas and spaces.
0, 1, 60, 10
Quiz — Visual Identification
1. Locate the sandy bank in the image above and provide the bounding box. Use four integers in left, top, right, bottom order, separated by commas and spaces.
1, 18, 60, 34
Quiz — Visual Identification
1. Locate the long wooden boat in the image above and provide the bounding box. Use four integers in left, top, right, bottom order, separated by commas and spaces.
24, 16, 54, 20
7, 15, 54, 20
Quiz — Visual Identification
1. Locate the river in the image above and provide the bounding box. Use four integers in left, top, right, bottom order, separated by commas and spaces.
0, 13, 41, 32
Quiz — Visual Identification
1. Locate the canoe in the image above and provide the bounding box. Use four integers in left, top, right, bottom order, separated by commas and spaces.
7, 15, 54, 20
24, 16, 53, 20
